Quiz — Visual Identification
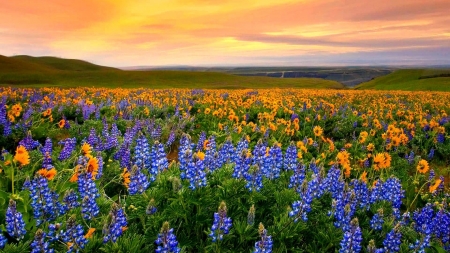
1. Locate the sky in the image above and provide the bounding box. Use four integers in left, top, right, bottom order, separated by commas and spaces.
1, 0, 449, 67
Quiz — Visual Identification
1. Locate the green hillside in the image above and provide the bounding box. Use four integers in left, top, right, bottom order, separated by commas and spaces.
0, 55, 344, 89
11, 55, 118, 71
355, 69, 450, 91
0, 55, 55, 73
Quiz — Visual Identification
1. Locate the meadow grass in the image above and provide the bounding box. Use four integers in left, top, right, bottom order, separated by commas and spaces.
355, 69, 450, 91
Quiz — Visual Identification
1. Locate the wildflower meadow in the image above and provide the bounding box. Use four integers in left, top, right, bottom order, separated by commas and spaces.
0, 87, 449, 252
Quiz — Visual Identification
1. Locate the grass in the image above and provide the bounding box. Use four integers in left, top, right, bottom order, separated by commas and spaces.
355, 69, 450, 91
1, 70, 345, 89
0, 54, 345, 89
11, 55, 118, 71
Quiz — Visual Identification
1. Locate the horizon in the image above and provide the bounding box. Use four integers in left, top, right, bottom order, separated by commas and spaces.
1, 0, 449, 67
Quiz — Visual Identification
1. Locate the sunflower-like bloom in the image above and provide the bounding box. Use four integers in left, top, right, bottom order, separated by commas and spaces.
14, 145, 30, 166
313, 126, 323, 137
416, 159, 429, 174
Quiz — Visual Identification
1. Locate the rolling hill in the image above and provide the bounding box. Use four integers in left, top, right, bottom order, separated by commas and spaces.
355, 69, 450, 91
0, 55, 345, 89
11, 55, 118, 71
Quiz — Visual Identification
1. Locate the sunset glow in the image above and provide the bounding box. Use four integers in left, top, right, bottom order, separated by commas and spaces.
1, 0, 449, 66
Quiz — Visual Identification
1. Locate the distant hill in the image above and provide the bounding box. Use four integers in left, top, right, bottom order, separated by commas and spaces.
11, 55, 119, 71
355, 69, 450, 91
0, 55, 55, 73
0, 55, 344, 89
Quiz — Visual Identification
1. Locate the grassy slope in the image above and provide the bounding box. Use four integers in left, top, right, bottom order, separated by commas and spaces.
0, 55, 55, 73
11, 55, 118, 71
12, 70, 345, 89
355, 69, 450, 91
0, 55, 345, 89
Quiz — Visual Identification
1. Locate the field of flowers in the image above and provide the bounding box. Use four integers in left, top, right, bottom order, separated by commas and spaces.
0, 87, 449, 253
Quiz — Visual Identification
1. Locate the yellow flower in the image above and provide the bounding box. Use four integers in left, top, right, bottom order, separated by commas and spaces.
360, 171, 367, 183
122, 168, 131, 188
38, 168, 57, 180
313, 126, 323, 137
416, 159, 429, 174
81, 143, 92, 156
14, 145, 30, 166
58, 119, 65, 128
429, 179, 442, 193
84, 228, 96, 239
86, 157, 99, 179
196, 151, 205, 161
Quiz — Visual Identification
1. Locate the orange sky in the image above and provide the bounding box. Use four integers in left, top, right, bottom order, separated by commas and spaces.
1, 0, 449, 66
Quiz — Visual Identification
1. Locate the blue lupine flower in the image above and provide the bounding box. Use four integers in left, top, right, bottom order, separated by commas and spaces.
283, 142, 298, 171
151, 141, 169, 175
63, 189, 80, 210
41, 137, 53, 169
406, 151, 414, 165
378, 225, 402, 253
3, 121, 12, 136
0, 229, 6, 249
288, 164, 306, 194
128, 166, 150, 195
6, 199, 27, 239
77, 172, 100, 220
87, 128, 100, 150
244, 165, 263, 192
19, 131, 40, 151
96, 153, 104, 179
196, 131, 206, 151
166, 130, 176, 147
151, 125, 162, 140
155, 222, 181, 253
134, 134, 151, 169
233, 149, 251, 179
266, 144, 282, 179
60, 217, 88, 253
370, 209, 384, 231
24, 174, 65, 226
339, 218, 362, 253
146, 198, 157, 215
219, 137, 236, 167
427, 148, 435, 160
204, 136, 219, 172
254, 223, 273, 253
103, 204, 127, 243
209, 201, 232, 242
58, 137, 77, 161
31, 229, 54, 253
437, 133, 445, 143
185, 151, 207, 190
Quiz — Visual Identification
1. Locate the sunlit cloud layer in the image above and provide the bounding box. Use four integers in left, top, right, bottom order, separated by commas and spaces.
1, 0, 448, 66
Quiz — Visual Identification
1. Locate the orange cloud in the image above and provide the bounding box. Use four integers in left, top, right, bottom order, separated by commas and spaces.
0, 0, 448, 66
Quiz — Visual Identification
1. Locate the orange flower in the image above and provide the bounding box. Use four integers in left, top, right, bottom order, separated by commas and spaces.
366, 143, 375, 152
58, 119, 65, 128
416, 159, 429, 174
429, 179, 442, 193
69, 166, 80, 182
86, 157, 99, 179
121, 226, 128, 232
84, 228, 96, 239
203, 140, 210, 150
38, 168, 57, 180
196, 151, 205, 161
204, 108, 211, 114
14, 145, 30, 166
313, 126, 323, 137
360, 171, 368, 183
81, 143, 92, 156
122, 168, 130, 188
